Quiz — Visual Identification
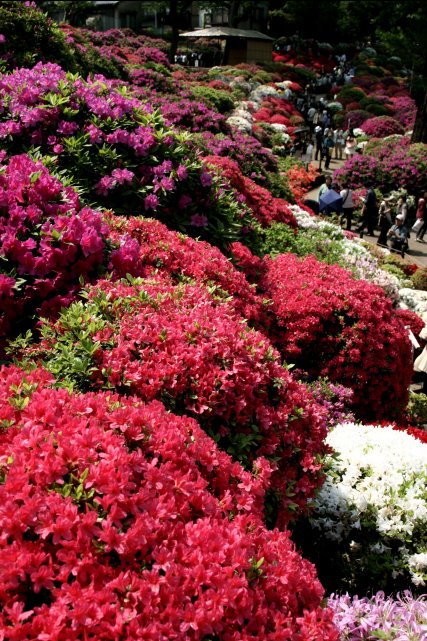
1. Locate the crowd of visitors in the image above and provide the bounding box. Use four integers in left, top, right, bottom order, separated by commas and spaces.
316, 176, 427, 259
277, 40, 427, 263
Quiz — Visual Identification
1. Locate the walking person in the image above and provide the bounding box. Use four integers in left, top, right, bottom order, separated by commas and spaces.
314, 126, 323, 161
395, 194, 408, 223
321, 110, 330, 131
334, 128, 345, 160
415, 192, 427, 242
356, 183, 378, 237
344, 129, 356, 160
339, 182, 354, 231
323, 131, 334, 169
377, 197, 393, 247
307, 104, 316, 132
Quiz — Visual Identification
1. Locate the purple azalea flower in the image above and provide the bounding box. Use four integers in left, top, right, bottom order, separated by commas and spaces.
178, 194, 192, 209
144, 194, 159, 210
111, 168, 135, 185
95, 175, 115, 196
160, 176, 175, 191
200, 171, 213, 187
190, 213, 208, 227
176, 165, 188, 180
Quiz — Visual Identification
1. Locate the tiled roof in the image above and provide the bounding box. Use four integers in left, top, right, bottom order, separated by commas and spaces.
180, 27, 273, 41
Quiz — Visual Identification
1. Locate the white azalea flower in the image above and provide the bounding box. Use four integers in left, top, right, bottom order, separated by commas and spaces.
226, 116, 252, 133
310, 422, 427, 588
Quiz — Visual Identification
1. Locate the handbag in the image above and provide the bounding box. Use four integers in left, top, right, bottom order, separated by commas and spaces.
412, 218, 423, 233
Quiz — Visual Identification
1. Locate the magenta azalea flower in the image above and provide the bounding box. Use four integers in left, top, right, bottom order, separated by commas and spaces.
200, 171, 213, 187
144, 194, 158, 210
190, 213, 208, 227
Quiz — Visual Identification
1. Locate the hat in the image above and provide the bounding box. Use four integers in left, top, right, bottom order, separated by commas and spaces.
396, 214, 404, 221
315, 125, 322, 133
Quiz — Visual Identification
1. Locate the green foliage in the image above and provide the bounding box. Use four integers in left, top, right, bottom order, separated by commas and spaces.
43, 1, 93, 27
407, 391, 427, 428
0, 1, 76, 71
332, 113, 345, 128
360, 97, 387, 109
37, 298, 113, 392
261, 222, 350, 268
266, 171, 294, 202
366, 103, 390, 116
337, 86, 366, 102
411, 267, 427, 291
189, 85, 235, 114
251, 70, 274, 85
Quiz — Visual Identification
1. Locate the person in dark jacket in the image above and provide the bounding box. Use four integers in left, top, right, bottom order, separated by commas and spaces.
356, 184, 378, 237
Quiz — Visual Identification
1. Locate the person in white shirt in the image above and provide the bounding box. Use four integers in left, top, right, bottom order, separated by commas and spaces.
334, 129, 345, 160
339, 182, 354, 230
395, 195, 408, 223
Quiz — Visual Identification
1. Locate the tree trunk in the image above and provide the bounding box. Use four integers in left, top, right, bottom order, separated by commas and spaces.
229, 1, 241, 28
168, 0, 179, 64
411, 90, 427, 143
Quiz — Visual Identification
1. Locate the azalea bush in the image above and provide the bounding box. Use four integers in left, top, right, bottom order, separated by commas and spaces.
389, 95, 417, 129
336, 86, 367, 105
0, 153, 108, 342
105, 215, 263, 325
405, 391, 427, 433
18, 276, 330, 527
332, 154, 382, 191
261, 222, 348, 267
193, 130, 278, 178
292, 423, 427, 594
0, 63, 257, 252
412, 268, 427, 292
342, 109, 371, 129
277, 158, 319, 201
334, 137, 427, 194
0, 364, 339, 641
189, 84, 235, 114
0, 1, 73, 71
259, 253, 413, 421
148, 92, 228, 133
328, 591, 427, 641
63, 25, 170, 80
361, 115, 405, 137
204, 156, 297, 228
363, 134, 411, 159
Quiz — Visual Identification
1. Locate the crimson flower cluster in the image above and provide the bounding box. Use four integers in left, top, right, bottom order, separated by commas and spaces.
259, 254, 413, 422
252, 96, 304, 133
0, 365, 339, 640
204, 156, 297, 228
106, 215, 263, 324
36, 276, 330, 527
0, 153, 107, 341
